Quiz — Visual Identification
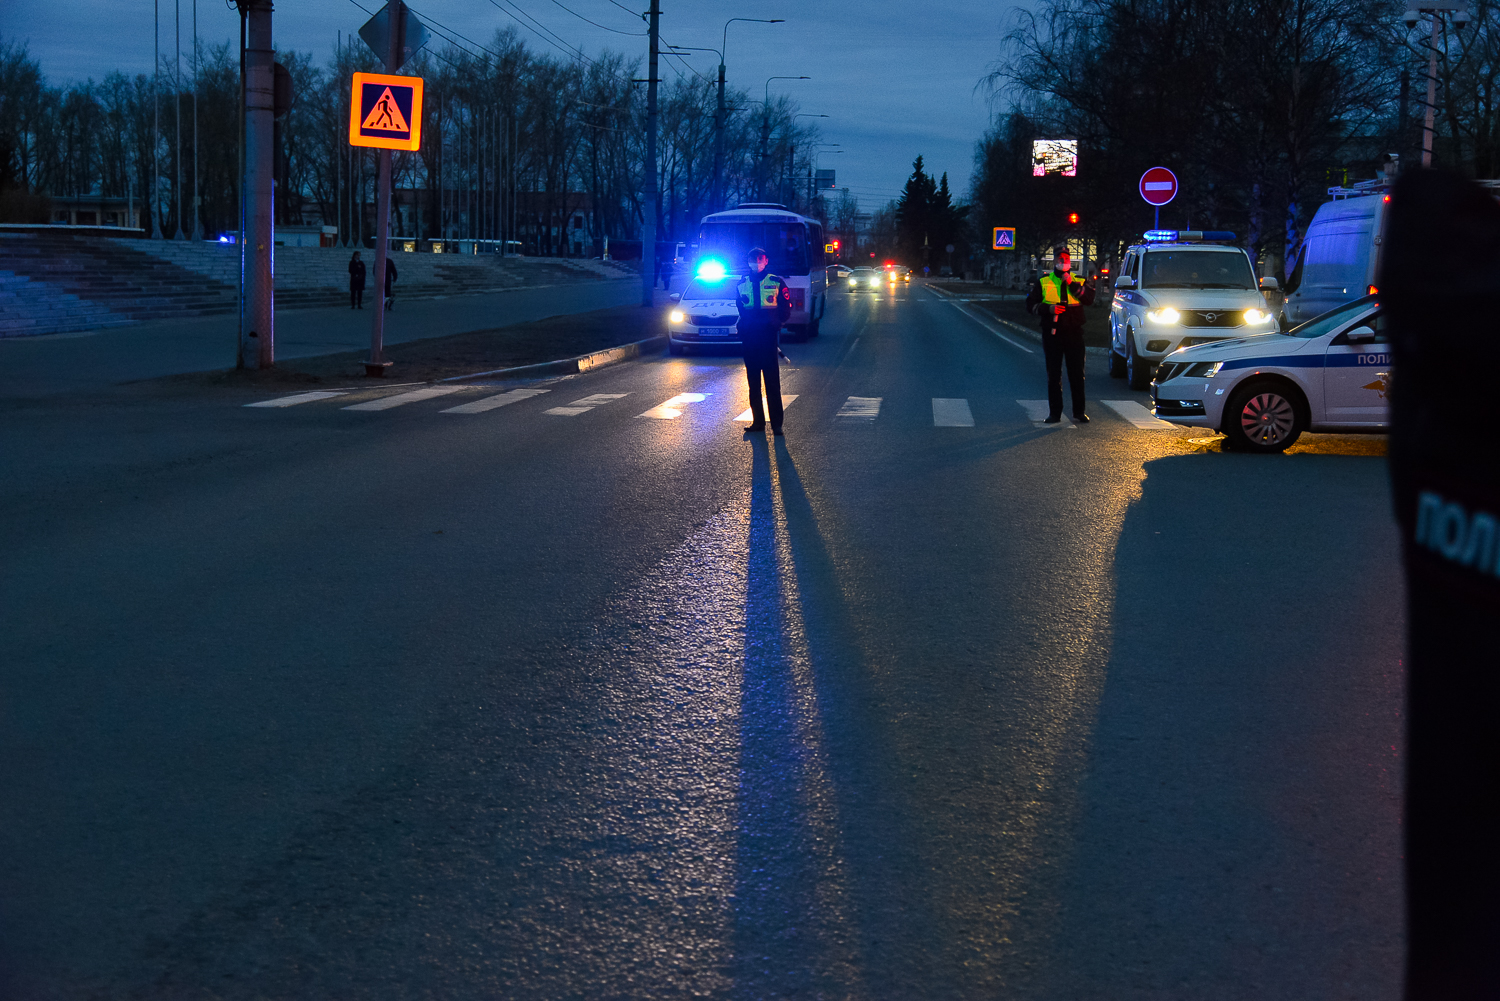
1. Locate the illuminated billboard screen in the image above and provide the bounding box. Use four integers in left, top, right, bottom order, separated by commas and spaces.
1031, 139, 1078, 177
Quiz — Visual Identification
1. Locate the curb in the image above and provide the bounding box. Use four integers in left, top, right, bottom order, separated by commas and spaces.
441, 334, 668, 383
924, 283, 1109, 357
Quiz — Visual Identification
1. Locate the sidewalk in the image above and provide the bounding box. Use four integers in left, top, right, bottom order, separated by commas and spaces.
0, 279, 653, 399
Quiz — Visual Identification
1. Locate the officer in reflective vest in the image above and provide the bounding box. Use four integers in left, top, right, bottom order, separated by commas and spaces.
1025, 244, 1097, 423
736, 247, 792, 435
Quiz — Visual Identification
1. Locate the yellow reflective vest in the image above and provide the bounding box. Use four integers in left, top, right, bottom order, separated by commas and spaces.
1039, 271, 1083, 306
737, 273, 789, 312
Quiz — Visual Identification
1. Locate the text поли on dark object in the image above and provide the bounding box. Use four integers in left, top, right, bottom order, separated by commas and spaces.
1380, 169, 1500, 1000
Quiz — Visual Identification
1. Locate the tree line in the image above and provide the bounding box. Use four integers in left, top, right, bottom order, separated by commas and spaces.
0, 28, 825, 253
969, 0, 1500, 276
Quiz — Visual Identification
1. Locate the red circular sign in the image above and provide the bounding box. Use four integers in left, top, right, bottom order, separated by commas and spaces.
1139, 166, 1178, 206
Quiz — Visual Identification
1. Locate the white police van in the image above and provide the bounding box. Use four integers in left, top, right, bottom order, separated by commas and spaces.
1109, 231, 1281, 390
1151, 294, 1388, 453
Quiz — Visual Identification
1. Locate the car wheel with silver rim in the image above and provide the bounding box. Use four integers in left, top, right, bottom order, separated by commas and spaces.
1222, 380, 1303, 453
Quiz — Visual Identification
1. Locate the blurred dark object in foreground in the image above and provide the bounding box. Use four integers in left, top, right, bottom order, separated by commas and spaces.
1383, 169, 1500, 999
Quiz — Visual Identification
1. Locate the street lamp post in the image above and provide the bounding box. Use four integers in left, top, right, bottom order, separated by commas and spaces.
760, 76, 810, 200
1402, 3, 1471, 167
716, 19, 781, 212
786, 113, 828, 209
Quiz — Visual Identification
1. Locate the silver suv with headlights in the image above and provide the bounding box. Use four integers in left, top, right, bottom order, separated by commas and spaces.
1108, 232, 1281, 389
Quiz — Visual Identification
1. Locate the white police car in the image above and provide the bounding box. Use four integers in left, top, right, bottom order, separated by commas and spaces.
1151, 294, 1388, 452
666, 260, 744, 355
1109, 231, 1282, 390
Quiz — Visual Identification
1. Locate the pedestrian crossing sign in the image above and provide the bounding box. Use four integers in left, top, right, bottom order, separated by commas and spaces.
349, 72, 423, 151
993, 227, 1016, 251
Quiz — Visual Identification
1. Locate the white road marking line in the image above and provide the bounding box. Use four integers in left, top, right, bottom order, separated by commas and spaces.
341, 386, 465, 411
836, 396, 883, 419
543, 392, 629, 416
932, 398, 975, 427
937, 295, 1035, 354
245, 390, 347, 408
638, 393, 710, 419
1100, 399, 1180, 430
1017, 399, 1075, 428
733, 395, 798, 422
441, 387, 550, 414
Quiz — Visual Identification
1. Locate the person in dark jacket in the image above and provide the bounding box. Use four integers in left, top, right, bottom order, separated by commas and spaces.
1025, 244, 1096, 422
384, 257, 398, 311
735, 247, 792, 435
349, 251, 366, 309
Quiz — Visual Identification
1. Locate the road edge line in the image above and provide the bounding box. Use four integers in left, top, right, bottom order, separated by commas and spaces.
923, 283, 1108, 357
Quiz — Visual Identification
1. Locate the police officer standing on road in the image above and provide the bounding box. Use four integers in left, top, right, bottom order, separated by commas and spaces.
1026, 244, 1096, 423
736, 247, 792, 436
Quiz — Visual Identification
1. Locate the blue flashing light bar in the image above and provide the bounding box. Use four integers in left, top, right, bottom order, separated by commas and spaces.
695, 258, 728, 282
1144, 230, 1238, 243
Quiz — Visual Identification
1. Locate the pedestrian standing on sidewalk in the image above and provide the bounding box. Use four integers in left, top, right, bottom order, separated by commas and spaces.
735, 247, 792, 436
384, 257, 398, 311
1026, 244, 1096, 423
349, 251, 366, 309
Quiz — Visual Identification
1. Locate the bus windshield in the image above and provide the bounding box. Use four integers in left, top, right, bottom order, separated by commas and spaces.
698, 222, 810, 276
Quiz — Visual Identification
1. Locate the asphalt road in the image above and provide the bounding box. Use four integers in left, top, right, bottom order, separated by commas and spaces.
0, 282, 1405, 999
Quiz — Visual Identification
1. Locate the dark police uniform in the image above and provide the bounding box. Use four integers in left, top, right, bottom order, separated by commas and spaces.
1025, 268, 1096, 420
736, 265, 793, 432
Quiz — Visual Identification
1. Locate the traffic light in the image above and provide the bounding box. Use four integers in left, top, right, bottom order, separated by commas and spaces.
1067, 211, 1080, 225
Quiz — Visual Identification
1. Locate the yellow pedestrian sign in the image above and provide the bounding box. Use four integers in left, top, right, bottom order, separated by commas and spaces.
349, 72, 423, 151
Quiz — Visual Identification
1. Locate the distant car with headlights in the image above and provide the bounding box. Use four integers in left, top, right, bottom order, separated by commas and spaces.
1109, 232, 1282, 390
666, 274, 742, 355
884, 265, 912, 284
829, 264, 852, 284
1151, 294, 1388, 453
846, 267, 883, 290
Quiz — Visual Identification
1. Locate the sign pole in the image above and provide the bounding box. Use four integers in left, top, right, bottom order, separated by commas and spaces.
641, 0, 659, 308
367, 1, 404, 376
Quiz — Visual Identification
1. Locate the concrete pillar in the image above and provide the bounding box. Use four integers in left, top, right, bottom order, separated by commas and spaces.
242, 0, 274, 368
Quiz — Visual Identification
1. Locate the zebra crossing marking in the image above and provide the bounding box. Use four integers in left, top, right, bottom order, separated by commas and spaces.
245, 390, 347, 408
1100, 400, 1180, 430
733, 395, 799, 422
932, 398, 974, 427
544, 393, 630, 416
639, 393, 710, 419
342, 386, 465, 411
441, 388, 550, 414
836, 396, 882, 420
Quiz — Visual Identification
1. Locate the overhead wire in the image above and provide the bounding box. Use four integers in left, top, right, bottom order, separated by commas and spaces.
548, 0, 644, 35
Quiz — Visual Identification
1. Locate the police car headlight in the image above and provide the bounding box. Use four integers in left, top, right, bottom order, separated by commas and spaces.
1147, 307, 1180, 324
1184, 361, 1224, 379
1244, 308, 1271, 324
669, 310, 684, 323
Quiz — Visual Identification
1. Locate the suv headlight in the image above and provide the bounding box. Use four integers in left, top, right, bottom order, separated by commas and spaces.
1243, 308, 1272, 324
1146, 307, 1180, 324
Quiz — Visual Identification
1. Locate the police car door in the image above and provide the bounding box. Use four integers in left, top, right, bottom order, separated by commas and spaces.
1322, 308, 1391, 427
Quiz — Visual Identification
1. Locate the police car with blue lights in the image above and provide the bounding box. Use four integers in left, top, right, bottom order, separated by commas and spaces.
666, 258, 741, 355
1109, 230, 1283, 390
1150, 293, 1388, 453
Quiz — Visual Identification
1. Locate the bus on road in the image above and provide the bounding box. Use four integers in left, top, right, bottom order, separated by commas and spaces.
693, 203, 827, 340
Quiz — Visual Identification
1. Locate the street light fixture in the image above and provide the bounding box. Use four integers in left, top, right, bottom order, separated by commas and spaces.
1402, 2, 1471, 167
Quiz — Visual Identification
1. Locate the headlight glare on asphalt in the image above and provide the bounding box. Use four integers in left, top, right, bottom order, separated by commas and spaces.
669, 310, 684, 323
1147, 307, 1180, 324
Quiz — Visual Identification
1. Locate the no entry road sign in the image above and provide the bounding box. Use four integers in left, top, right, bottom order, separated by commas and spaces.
349, 72, 424, 151
1139, 166, 1178, 206
992, 227, 1015, 250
